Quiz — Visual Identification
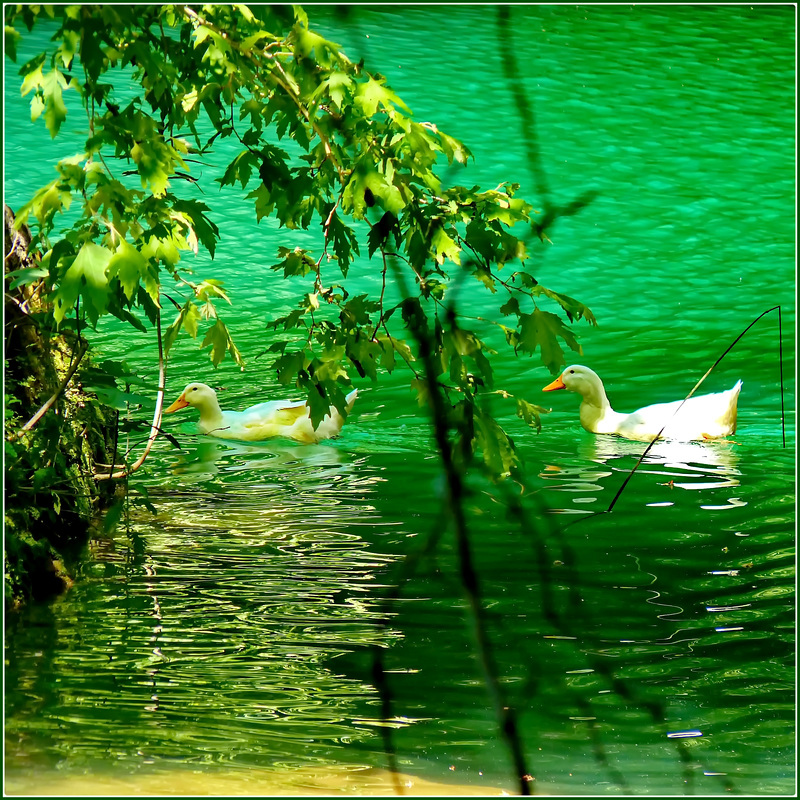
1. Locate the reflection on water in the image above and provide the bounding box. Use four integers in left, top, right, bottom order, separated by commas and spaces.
5, 446, 412, 790
585, 433, 741, 474
164, 430, 354, 482
540, 433, 744, 514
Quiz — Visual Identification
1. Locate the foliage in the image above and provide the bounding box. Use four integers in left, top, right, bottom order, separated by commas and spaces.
5, 3, 597, 476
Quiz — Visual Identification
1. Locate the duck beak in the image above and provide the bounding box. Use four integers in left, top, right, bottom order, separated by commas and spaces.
542, 375, 566, 392
164, 393, 189, 414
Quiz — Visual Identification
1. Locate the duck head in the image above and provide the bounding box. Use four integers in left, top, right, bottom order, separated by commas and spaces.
164, 383, 220, 414
543, 365, 606, 402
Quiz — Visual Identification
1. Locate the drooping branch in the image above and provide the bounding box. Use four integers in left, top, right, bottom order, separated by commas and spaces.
390, 262, 534, 795
95, 311, 167, 481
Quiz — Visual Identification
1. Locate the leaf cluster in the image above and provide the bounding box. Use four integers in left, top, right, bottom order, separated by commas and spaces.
5, 4, 598, 474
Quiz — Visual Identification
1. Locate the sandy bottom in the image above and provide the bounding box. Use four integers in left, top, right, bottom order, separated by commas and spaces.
5, 764, 513, 796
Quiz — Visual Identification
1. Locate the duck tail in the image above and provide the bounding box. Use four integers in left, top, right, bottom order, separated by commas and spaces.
345, 388, 358, 411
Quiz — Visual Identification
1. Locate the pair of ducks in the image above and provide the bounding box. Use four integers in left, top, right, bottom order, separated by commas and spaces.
165, 365, 742, 444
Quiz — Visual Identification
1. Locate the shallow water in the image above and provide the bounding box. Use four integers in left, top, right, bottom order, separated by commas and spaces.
4, 5, 795, 796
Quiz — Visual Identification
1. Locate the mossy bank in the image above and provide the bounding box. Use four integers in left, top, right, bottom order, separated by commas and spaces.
5, 206, 117, 609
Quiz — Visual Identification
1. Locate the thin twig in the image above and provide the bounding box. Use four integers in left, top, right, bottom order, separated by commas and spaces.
315, 196, 344, 292
14, 340, 88, 437
95, 311, 167, 480
370, 257, 389, 342
607, 305, 785, 512
391, 261, 533, 795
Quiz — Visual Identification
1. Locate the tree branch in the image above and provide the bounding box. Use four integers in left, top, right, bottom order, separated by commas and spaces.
95, 311, 167, 481
14, 339, 88, 438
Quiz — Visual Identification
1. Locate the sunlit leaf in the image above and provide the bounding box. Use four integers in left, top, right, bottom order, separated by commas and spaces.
42, 68, 67, 138
107, 240, 148, 301
53, 242, 112, 326
5, 25, 21, 62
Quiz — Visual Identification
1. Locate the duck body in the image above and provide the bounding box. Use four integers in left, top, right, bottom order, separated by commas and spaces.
543, 365, 742, 443
164, 383, 358, 443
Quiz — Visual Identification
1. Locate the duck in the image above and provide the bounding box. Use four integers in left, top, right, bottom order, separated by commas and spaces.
542, 365, 742, 442
163, 383, 358, 443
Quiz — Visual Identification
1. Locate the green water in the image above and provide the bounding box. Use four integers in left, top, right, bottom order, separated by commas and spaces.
4, 6, 795, 796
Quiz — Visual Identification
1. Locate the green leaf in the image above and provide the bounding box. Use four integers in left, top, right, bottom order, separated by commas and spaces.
171, 199, 220, 258
5, 25, 21, 62
516, 398, 547, 433
182, 302, 203, 339
110, 307, 148, 333
367, 211, 399, 258
431, 225, 461, 266
141, 233, 181, 270
305, 380, 331, 429
518, 308, 582, 374
327, 211, 360, 277
53, 242, 112, 326
107, 240, 149, 301
132, 485, 158, 515
341, 294, 379, 326
314, 356, 349, 382
57, 28, 80, 69
5, 266, 49, 290
201, 319, 228, 367
410, 377, 430, 407
87, 385, 151, 411
30, 93, 45, 122
164, 300, 202, 355
14, 180, 72, 231
219, 149, 259, 190
438, 130, 471, 165
314, 71, 353, 109
93, 359, 148, 385
532, 285, 597, 325
199, 318, 244, 368
499, 297, 521, 317
270, 247, 317, 278
355, 75, 410, 116
346, 336, 381, 380
102, 499, 126, 534
293, 27, 341, 69
19, 53, 45, 97
377, 335, 412, 373
270, 307, 308, 331
33, 467, 57, 491
273, 349, 306, 385
343, 166, 405, 218
131, 138, 177, 197
43, 68, 67, 138
473, 410, 518, 475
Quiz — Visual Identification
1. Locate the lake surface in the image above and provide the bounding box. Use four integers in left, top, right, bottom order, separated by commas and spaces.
4, 5, 795, 796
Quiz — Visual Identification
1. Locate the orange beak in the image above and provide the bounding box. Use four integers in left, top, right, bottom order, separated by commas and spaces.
542, 375, 566, 392
164, 393, 189, 414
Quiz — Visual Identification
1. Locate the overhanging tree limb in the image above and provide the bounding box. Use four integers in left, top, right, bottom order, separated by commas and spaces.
95, 311, 167, 481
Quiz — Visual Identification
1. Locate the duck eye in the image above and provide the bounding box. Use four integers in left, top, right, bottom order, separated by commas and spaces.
569, 370, 574, 374
190, 387, 197, 392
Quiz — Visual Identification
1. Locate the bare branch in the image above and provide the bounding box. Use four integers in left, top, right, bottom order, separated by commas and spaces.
95, 312, 167, 481
14, 340, 88, 438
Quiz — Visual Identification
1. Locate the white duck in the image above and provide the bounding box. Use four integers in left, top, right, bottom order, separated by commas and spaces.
164, 383, 358, 444
542, 365, 742, 442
